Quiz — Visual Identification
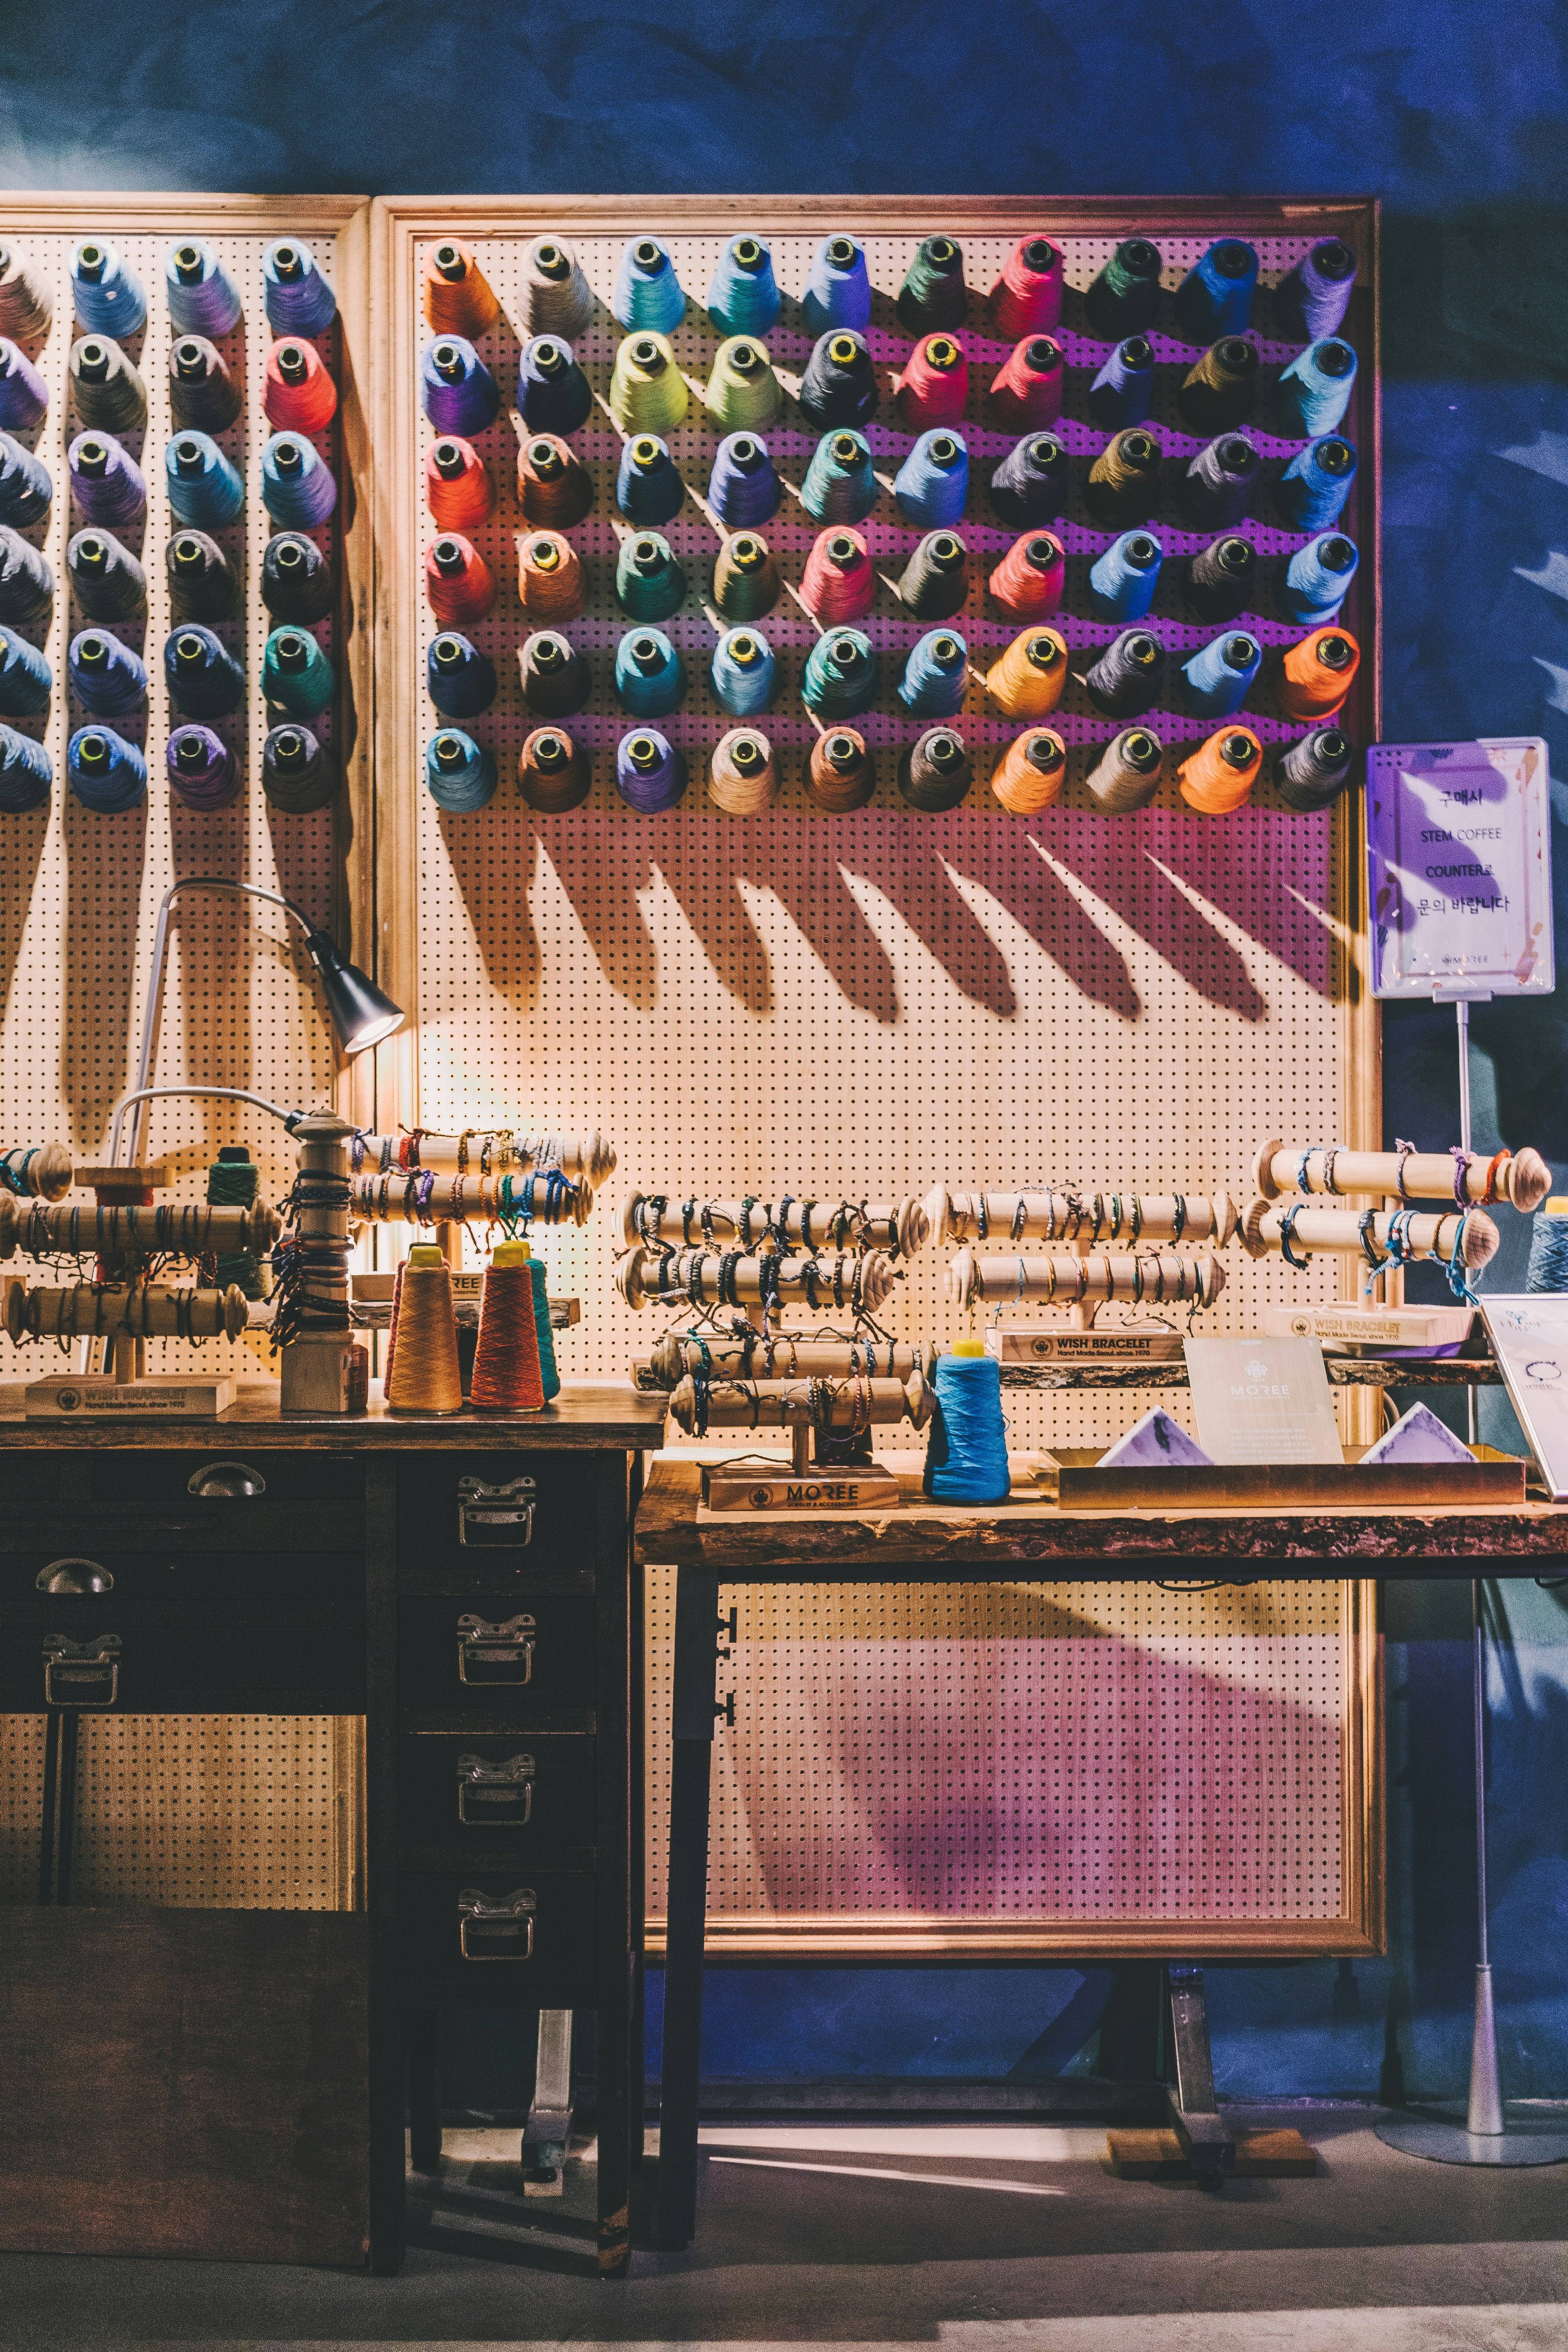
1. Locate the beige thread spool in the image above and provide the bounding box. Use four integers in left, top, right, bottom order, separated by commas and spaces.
990, 728, 1067, 813
522, 234, 594, 339
1083, 726, 1164, 813
708, 726, 778, 814
806, 726, 874, 811
1243, 1198, 1499, 1272
985, 628, 1068, 717
1253, 1140, 1549, 1212
516, 530, 584, 622
385, 1243, 464, 1414
946, 1248, 1227, 1310
518, 726, 591, 812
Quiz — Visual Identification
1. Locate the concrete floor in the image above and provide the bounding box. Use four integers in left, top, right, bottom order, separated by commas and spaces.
2, 2109, 1566, 2350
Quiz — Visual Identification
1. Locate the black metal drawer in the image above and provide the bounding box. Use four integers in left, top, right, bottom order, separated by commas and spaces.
396, 1595, 596, 1720
397, 1867, 596, 2002
0, 1451, 365, 1514
397, 1732, 596, 1858
0, 1552, 363, 1624
0, 1621, 364, 1711
0, 1501, 363, 1555
395, 1453, 601, 1573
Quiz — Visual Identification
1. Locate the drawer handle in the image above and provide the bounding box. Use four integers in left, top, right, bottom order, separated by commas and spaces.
456, 1475, 535, 1548
36, 1556, 113, 1595
188, 1460, 267, 1499
42, 1632, 121, 1707
458, 1886, 535, 1962
457, 1613, 535, 1686
456, 1751, 535, 1825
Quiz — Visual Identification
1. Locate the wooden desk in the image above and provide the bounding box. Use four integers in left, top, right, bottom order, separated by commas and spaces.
0, 1380, 666, 2274
635, 1458, 1568, 2249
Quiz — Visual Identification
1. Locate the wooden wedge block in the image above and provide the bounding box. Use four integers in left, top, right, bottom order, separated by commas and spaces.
1107, 2125, 1317, 2179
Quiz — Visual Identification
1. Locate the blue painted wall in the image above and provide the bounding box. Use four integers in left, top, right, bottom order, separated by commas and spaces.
9, 0, 1566, 2103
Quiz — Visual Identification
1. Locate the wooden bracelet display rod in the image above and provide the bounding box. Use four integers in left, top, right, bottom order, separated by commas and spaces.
1243, 1198, 1499, 1273
8, 1279, 250, 1342
615, 1244, 897, 1316
927, 1186, 1238, 1248
0, 1141, 73, 1201
648, 1330, 919, 1387
350, 1170, 593, 1228
1254, 1139, 1550, 1212
622, 1192, 929, 1260
0, 1198, 283, 1261
350, 1128, 616, 1184
667, 1365, 933, 1436
947, 1249, 1227, 1312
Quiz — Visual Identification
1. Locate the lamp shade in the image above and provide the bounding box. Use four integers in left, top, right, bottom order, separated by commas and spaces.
303, 927, 405, 1054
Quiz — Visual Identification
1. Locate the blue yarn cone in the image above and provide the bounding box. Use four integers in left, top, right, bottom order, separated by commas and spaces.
897, 628, 968, 717
612, 236, 686, 335
802, 234, 871, 336
708, 432, 780, 527
923, 1349, 1010, 1502
894, 430, 969, 528
616, 434, 685, 524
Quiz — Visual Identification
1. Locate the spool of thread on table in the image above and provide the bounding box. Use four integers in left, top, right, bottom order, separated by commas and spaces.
898, 726, 971, 811
471, 1238, 547, 1410
609, 333, 687, 435
261, 431, 336, 528
1088, 530, 1161, 623
990, 235, 1062, 338
1279, 532, 1358, 626
262, 240, 336, 336
262, 721, 337, 813
1275, 338, 1357, 437
615, 728, 686, 812
1085, 627, 1165, 717
924, 1339, 1009, 1503
263, 337, 338, 433
1184, 534, 1256, 624
1274, 238, 1357, 340
68, 431, 145, 529
1178, 725, 1261, 813
616, 434, 683, 526
613, 236, 685, 334
1178, 336, 1258, 433
1279, 626, 1359, 719
896, 334, 968, 429
802, 528, 876, 623
802, 431, 876, 526
518, 433, 592, 528
988, 434, 1067, 527
1181, 630, 1261, 719
1173, 239, 1258, 339
523, 234, 593, 339
68, 529, 144, 621
518, 335, 593, 435
985, 626, 1066, 717
987, 531, 1061, 620
894, 430, 967, 528
709, 726, 777, 814
707, 236, 780, 338
422, 336, 500, 436
0, 339, 47, 432
386, 1244, 463, 1415
0, 528, 52, 626
898, 235, 967, 334
166, 723, 240, 811
799, 330, 877, 429
0, 624, 50, 716
989, 336, 1063, 430
207, 1146, 264, 1299
427, 435, 494, 530
519, 630, 591, 717
169, 335, 242, 432
164, 431, 243, 529
1087, 336, 1156, 430
1084, 238, 1163, 337
1273, 725, 1354, 813
425, 728, 497, 813
517, 531, 583, 623
708, 433, 780, 528
427, 630, 496, 719
991, 726, 1067, 814
165, 624, 244, 719
1527, 1198, 1568, 1292
1180, 432, 1262, 529
1085, 428, 1160, 526
802, 234, 870, 334
263, 532, 335, 623
615, 627, 684, 717
263, 625, 334, 718
423, 239, 499, 336
1085, 726, 1164, 814
69, 338, 145, 434
705, 338, 782, 432
802, 628, 877, 719
0, 434, 49, 531
0, 243, 52, 341
67, 724, 146, 813
898, 628, 968, 718
713, 532, 780, 620
0, 724, 52, 813
517, 725, 590, 812
71, 238, 146, 337
711, 626, 775, 716
69, 627, 146, 717
807, 726, 874, 811
167, 530, 238, 621
615, 531, 685, 622
164, 239, 242, 336
1275, 435, 1357, 532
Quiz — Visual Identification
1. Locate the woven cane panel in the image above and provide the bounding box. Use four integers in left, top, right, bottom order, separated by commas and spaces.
386, 201, 1374, 1455
0, 1713, 363, 1909
0, 197, 367, 1377
646, 1573, 1365, 1951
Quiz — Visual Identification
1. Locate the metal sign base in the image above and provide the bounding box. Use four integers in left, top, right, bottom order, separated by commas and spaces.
1376, 2105, 1568, 2167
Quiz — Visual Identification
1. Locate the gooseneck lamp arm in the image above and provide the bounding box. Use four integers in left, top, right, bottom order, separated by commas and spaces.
118, 874, 404, 1165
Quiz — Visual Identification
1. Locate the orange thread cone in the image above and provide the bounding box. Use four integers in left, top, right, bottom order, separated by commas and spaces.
1279, 625, 1359, 719
1178, 725, 1261, 813
471, 1241, 546, 1411
985, 626, 1068, 716
423, 238, 499, 336
991, 728, 1067, 813
425, 435, 494, 530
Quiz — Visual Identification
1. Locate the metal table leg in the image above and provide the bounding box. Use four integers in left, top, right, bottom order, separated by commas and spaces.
653, 1564, 723, 2250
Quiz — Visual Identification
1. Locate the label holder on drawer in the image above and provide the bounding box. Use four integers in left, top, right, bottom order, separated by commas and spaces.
458, 1885, 536, 1961
457, 1475, 536, 1548
456, 1750, 535, 1824
456, 1613, 536, 1685
42, 1632, 121, 1707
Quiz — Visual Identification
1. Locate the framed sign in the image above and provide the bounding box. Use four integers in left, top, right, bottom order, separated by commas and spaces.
1480, 1296, 1568, 1499
1367, 737, 1554, 998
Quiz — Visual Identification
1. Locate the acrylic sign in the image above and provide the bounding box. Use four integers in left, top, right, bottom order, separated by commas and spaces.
1366, 737, 1554, 998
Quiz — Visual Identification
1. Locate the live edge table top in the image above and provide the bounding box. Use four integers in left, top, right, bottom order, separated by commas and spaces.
0, 1381, 670, 1452
634, 1461, 1568, 1572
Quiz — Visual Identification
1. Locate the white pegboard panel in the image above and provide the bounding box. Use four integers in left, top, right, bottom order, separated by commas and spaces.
646, 1572, 1361, 1947
0, 1712, 362, 1910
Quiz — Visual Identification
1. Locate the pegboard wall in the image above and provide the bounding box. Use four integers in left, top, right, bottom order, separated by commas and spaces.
372, 197, 1378, 1456
0, 195, 371, 1384
646, 1574, 1381, 1956
0, 1713, 362, 1910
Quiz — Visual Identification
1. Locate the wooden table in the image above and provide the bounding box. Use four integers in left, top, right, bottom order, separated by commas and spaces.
0, 1380, 667, 2274
635, 1458, 1568, 2248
